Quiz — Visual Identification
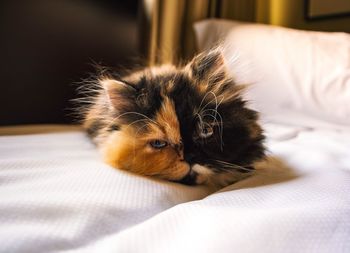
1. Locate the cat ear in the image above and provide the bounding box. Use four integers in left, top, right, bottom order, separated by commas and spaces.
100, 79, 137, 112
187, 49, 244, 101
187, 49, 227, 84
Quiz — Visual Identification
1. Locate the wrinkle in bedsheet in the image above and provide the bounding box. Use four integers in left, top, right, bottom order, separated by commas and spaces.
0, 126, 350, 253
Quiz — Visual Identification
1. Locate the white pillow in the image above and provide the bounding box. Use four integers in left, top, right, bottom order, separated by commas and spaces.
194, 19, 350, 129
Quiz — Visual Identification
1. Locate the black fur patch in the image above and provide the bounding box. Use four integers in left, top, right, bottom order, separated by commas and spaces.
168, 72, 265, 171
174, 170, 198, 186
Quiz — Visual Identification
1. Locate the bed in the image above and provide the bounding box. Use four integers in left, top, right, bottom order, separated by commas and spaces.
1, 20, 350, 253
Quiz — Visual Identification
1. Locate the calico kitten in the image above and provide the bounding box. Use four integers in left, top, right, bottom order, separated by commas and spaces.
81, 49, 265, 186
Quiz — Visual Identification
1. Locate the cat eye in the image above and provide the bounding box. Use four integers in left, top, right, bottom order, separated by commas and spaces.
199, 125, 214, 138
149, 140, 168, 149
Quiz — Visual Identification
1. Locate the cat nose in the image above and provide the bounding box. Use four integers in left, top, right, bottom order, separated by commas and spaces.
184, 153, 195, 164
176, 170, 198, 185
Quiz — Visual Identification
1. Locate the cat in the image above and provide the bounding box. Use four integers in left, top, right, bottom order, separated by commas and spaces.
81, 49, 265, 187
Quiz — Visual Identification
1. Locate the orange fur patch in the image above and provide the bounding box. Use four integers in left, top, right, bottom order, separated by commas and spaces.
155, 97, 181, 145
101, 97, 188, 181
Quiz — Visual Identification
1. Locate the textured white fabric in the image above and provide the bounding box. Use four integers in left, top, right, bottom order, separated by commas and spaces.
194, 19, 350, 130
0, 131, 212, 253
1, 126, 350, 253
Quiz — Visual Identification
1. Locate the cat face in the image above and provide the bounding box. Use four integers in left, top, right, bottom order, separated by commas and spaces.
84, 50, 265, 185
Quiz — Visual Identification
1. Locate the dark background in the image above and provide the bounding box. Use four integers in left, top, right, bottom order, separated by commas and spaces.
1, 0, 139, 125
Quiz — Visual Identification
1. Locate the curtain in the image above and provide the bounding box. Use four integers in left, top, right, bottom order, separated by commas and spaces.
139, 0, 256, 65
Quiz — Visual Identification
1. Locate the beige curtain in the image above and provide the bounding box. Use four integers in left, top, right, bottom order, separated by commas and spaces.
139, 0, 256, 66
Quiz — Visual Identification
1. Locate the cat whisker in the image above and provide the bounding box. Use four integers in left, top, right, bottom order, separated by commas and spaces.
132, 123, 150, 159
197, 91, 216, 113
123, 118, 153, 131
195, 113, 205, 130
200, 113, 219, 125
113, 111, 159, 126
220, 165, 254, 172
200, 108, 218, 115
198, 92, 225, 116
198, 91, 218, 114
200, 108, 223, 123
200, 103, 223, 123
219, 165, 254, 173
200, 110, 224, 150
216, 96, 225, 109
212, 160, 254, 172
212, 159, 239, 166
72, 98, 95, 104
200, 113, 221, 138
197, 92, 225, 150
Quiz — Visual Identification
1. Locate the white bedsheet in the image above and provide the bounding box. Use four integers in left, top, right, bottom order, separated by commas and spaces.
1, 124, 349, 253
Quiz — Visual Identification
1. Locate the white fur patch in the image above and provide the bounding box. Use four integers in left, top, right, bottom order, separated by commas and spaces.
192, 164, 213, 175
192, 164, 252, 188
192, 164, 213, 184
